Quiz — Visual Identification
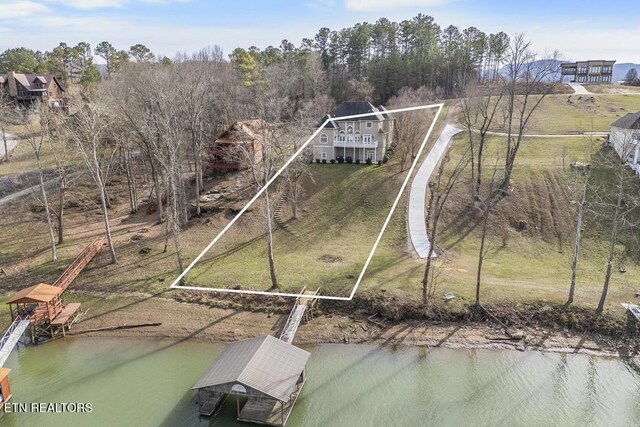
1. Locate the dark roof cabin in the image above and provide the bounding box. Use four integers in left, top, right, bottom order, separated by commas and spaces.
208, 120, 265, 172
193, 335, 310, 426
0, 71, 65, 107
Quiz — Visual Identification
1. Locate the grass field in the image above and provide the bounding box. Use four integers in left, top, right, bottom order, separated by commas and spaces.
2, 98, 640, 319
487, 93, 640, 134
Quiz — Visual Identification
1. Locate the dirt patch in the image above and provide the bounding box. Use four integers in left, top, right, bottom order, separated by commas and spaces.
319, 254, 343, 263
65, 292, 639, 357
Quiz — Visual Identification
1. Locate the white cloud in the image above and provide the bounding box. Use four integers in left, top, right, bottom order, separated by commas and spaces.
345, 0, 454, 12
0, 1, 50, 19
44, 0, 126, 9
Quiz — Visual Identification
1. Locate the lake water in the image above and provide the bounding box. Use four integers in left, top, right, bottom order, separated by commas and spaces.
1, 338, 640, 426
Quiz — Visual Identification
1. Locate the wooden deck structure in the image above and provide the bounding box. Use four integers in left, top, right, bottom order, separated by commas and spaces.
193, 335, 310, 426
0, 367, 11, 408
2, 238, 104, 344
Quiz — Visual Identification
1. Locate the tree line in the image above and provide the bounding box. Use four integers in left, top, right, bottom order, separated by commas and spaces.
2, 13, 514, 103
0, 42, 163, 85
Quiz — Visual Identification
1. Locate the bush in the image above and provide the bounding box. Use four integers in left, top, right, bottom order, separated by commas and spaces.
377, 160, 382, 166
315, 158, 321, 164
330, 159, 336, 164
322, 159, 327, 164
355, 158, 361, 164
337, 156, 344, 164
346, 156, 353, 164
366, 158, 372, 165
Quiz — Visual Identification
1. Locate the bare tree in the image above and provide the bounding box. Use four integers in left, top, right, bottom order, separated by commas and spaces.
566, 140, 599, 306
0, 91, 17, 162
474, 159, 500, 306
388, 86, 434, 172
65, 96, 117, 264
594, 137, 640, 313
500, 34, 561, 192
40, 104, 72, 244
460, 79, 504, 201
21, 103, 57, 262
422, 147, 470, 305
235, 120, 284, 290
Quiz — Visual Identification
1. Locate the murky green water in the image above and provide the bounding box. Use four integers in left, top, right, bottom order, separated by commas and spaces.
1, 338, 640, 426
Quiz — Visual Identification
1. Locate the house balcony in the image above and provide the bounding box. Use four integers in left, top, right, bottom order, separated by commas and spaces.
333, 137, 378, 148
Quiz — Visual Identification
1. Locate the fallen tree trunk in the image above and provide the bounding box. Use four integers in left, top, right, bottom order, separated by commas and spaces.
69, 322, 162, 334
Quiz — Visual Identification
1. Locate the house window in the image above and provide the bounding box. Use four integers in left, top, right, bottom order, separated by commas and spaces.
366, 122, 372, 128
590, 66, 601, 74
321, 152, 327, 160
578, 67, 587, 74
346, 125, 353, 134
363, 134, 372, 143
320, 134, 328, 144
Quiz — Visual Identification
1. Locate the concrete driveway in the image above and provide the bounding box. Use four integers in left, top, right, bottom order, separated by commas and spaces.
408, 124, 463, 258
1, 131, 19, 159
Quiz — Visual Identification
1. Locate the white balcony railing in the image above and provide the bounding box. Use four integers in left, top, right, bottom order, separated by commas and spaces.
333, 136, 378, 147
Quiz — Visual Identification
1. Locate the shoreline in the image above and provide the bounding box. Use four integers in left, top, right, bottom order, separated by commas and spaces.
63, 295, 639, 360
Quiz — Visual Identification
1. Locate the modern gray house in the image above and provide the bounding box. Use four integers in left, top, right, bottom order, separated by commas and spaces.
560, 60, 616, 84
311, 101, 394, 163
610, 112, 640, 175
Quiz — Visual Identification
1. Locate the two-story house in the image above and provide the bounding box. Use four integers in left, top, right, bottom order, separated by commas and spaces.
0, 71, 65, 107
311, 101, 394, 163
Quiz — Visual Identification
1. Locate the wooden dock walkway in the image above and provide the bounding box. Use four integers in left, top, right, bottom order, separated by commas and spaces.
53, 238, 105, 291
279, 288, 319, 344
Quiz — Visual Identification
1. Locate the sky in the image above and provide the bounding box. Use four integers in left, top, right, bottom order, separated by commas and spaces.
0, 0, 638, 63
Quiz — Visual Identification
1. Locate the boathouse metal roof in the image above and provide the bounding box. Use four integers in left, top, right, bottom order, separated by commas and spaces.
6, 284, 61, 304
192, 335, 310, 402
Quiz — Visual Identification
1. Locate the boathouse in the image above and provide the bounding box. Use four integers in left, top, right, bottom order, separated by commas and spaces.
193, 335, 310, 426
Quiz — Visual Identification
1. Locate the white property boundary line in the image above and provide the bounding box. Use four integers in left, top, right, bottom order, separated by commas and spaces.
170, 103, 445, 300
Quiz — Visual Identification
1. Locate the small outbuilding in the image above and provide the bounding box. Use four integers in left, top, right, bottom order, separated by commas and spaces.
192, 335, 310, 426
6, 284, 63, 326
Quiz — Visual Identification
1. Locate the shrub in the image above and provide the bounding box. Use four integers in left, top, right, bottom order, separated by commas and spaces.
355, 158, 361, 164
377, 160, 382, 166
322, 159, 327, 164
366, 158, 372, 165
315, 158, 321, 164
337, 156, 344, 164
330, 159, 336, 164
346, 156, 353, 164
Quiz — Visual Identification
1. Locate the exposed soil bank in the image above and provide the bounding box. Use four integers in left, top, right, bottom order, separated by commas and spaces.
66, 291, 640, 359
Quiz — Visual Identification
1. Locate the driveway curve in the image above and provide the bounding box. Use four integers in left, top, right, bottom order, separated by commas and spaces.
409, 124, 463, 258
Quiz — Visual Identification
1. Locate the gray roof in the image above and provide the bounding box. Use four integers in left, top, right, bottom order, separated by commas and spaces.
612, 112, 640, 130
329, 101, 387, 122
192, 335, 310, 402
